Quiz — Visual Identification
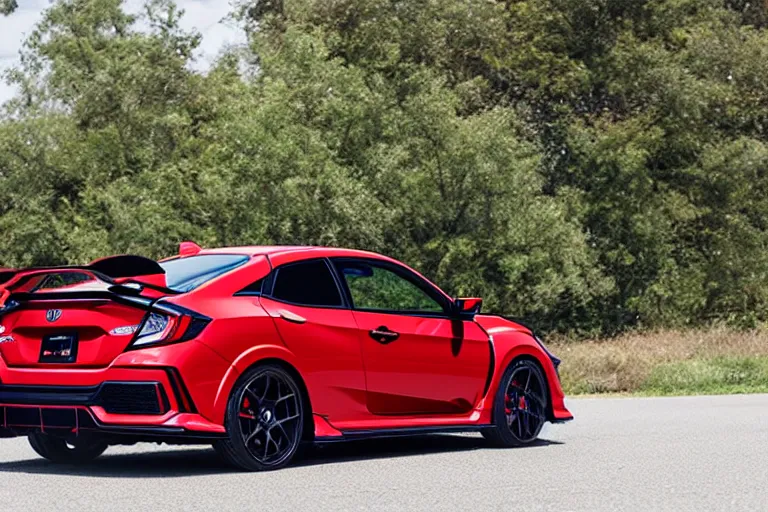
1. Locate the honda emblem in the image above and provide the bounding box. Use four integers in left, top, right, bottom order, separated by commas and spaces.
46, 309, 62, 323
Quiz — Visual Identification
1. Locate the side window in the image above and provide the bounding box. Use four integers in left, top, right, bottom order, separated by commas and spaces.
271, 260, 343, 307
335, 261, 445, 314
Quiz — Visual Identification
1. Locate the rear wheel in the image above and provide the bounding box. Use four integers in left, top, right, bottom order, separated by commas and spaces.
483, 359, 548, 447
214, 364, 304, 471
28, 433, 108, 464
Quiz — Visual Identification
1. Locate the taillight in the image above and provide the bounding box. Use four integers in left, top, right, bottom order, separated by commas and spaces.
127, 304, 210, 350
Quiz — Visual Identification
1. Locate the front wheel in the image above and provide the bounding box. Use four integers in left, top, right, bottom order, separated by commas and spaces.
214, 364, 305, 471
483, 359, 549, 447
28, 433, 108, 464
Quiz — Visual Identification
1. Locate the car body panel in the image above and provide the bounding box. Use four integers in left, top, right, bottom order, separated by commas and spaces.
352, 310, 491, 416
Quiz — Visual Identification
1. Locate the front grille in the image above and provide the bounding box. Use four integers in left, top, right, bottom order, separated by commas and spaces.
96, 383, 168, 415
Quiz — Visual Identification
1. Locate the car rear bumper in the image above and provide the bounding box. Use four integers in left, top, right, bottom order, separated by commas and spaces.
0, 341, 232, 439
0, 339, 233, 431
0, 402, 226, 442
0, 378, 227, 440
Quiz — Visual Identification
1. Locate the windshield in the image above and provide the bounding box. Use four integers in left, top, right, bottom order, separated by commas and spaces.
160, 254, 249, 293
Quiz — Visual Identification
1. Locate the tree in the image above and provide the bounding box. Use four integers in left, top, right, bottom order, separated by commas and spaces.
4, 0, 768, 335
0, 0, 17, 16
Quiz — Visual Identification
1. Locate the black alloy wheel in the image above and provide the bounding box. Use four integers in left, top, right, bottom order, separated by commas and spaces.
215, 364, 304, 471
483, 359, 548, 447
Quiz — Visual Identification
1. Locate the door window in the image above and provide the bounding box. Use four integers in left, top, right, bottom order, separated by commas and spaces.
335, 261, 444, 313
271, 260, 343, 307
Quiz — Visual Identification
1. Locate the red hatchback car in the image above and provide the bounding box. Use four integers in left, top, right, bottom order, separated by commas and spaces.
0, 244, 572, 471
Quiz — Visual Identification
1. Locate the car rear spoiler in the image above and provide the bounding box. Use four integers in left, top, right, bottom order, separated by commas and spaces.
3, 255, 164, 281
0, 255, 174, 307
0, 270, 15, 286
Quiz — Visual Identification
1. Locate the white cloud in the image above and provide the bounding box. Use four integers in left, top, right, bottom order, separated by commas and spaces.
0, 0, 244, 104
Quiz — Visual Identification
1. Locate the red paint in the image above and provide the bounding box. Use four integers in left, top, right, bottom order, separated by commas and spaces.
0, 246, 572, 441
179, 241, 203, 257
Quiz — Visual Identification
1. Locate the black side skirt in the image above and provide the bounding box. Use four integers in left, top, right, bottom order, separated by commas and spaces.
315, 424, 494, 443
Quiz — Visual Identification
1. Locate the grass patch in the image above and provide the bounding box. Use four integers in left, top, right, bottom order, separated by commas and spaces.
639, 357, 768, 396
550, 327, 768, 396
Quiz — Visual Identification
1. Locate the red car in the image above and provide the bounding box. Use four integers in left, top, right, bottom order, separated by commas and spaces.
0, 244, 572, 471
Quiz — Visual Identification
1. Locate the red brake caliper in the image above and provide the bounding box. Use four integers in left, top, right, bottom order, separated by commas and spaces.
239, 397, 255, 419
505, 380, 518, 414
519, 396, 527, 410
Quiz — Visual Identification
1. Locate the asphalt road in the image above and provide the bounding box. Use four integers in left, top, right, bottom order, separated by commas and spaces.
0, 394, 766, 511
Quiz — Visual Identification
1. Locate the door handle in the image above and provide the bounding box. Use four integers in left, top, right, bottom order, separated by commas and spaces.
369, 326, 400, 344
278, 309, 307, 324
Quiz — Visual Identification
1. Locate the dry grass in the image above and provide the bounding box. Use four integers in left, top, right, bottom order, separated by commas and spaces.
549, 327, 768, 395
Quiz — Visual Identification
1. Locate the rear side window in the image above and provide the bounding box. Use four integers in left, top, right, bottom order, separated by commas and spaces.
160, 255, 249, 293
271, 260, 342, 307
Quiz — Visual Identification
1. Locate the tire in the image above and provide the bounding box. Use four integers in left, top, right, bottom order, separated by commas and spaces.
483, 359, 549, 447
28, 433, 108, 464
214, 364, 305, 471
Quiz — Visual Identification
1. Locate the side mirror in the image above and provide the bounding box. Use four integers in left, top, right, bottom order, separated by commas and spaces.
455, 297, 483, 316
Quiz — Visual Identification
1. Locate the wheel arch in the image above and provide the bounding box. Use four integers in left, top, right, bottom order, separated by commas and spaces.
243, 357, 315, 443
487, 333, 562, 423
212, 345, 315, 437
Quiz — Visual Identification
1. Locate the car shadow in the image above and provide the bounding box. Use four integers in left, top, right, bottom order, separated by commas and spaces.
0, 434, 563, 478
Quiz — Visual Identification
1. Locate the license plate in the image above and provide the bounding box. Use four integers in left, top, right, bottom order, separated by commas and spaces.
39, 333, 78, 363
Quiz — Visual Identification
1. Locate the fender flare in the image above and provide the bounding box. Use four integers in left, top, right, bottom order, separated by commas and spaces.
211, 344, 310, 425
481, 333, 562, 423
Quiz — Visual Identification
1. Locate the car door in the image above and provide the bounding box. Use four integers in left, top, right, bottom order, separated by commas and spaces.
331, 258, 491, 416
257, 259, 367, 422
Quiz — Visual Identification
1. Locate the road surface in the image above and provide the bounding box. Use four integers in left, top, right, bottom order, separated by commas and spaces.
0, 394, 766, 511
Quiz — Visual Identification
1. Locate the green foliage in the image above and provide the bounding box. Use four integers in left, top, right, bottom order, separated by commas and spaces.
2, 0, 768, 336
0, 0, 17, 16
343, 265, 444, 312
640, 357, 768, 395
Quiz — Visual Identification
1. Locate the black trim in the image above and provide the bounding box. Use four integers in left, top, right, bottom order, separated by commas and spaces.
0, 384, 99, 405
4, 255, 165, 286
263, 268, 275, 296
164, 368, 198, 414
0, 404, 226, 442
315, 425, 494, 443
8, 290, 155, 310
111, 280, 181, 296
89, 255, 165, 279
481, 332, 495, 398
234, 277, 265, 297
0, 381, 168, 415
0, 270, 14, 285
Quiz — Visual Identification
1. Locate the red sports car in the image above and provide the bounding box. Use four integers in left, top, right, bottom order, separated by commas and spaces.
0, 244, 572, 471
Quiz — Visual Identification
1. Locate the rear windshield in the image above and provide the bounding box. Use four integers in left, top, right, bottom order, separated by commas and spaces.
160, 254, 249, 293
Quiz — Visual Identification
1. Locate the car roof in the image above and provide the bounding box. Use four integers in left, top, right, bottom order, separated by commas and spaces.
172, 245, 452, 302
196, 245, 397, 263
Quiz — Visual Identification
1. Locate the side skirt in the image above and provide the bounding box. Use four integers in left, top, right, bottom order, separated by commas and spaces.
314, 424, 494, 444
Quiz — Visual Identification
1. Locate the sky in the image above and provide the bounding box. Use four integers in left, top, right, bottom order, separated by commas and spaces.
0, 0, 244, 104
